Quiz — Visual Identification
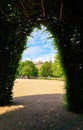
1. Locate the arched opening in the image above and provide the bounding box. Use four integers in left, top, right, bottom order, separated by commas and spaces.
16, 24, 65, 80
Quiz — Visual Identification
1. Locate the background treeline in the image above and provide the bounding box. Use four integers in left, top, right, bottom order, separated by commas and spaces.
16, 53, 65, 79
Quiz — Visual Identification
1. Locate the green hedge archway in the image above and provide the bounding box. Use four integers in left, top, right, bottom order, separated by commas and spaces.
0, 0, 83, 114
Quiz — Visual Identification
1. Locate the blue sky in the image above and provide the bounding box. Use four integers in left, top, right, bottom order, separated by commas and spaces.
22, 25, 57, 63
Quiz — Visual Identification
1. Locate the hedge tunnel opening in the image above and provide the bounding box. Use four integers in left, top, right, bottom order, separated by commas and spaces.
18, 24, 65, 80
0, 0, 83, 114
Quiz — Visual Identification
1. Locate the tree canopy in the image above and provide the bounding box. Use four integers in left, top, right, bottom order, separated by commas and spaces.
39, 61, 52, 78
17, 60, 38, 78
52, 53, 64, 78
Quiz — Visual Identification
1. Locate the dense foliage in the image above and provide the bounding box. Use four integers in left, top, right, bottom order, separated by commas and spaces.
17, 60, 38, 78
17, 57, 64, 79
0, 19, 28, 105
39, 61, 52, 78
52, 53, 64, 78
0, 0, 83, 113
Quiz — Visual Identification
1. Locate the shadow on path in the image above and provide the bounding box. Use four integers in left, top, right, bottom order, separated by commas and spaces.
0, 94, 83, 130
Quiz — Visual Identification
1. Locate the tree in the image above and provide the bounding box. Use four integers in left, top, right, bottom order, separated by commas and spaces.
17, 60, 38, 78
52, 53, 64, 78
16, 61, 25, 76
39, 62, 52, 78
21, 66, 33, 78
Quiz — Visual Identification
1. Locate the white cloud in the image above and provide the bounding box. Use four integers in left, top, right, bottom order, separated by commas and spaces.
28, 25, 53, 46
23, 46, 43, 56
33, 54, 55, 63
22, 50, 55, 63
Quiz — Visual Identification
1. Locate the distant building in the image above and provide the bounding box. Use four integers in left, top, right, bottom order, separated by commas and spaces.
35, 59, 53, 69
35, 61, 43, 69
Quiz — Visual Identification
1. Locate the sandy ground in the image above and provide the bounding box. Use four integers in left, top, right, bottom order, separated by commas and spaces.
0, 79, 83, 130
13, 79, 65, 97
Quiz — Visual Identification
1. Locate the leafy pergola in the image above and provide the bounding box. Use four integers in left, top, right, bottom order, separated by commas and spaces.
0, 0, 83, 113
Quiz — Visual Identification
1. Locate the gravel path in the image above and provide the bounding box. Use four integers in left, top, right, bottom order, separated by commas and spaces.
0, 79, 83, 130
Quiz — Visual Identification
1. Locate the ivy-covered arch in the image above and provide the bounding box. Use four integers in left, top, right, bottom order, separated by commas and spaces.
0, 0, 83, 113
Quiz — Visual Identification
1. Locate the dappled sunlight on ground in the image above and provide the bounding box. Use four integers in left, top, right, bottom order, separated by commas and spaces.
0, 105, 24, 115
